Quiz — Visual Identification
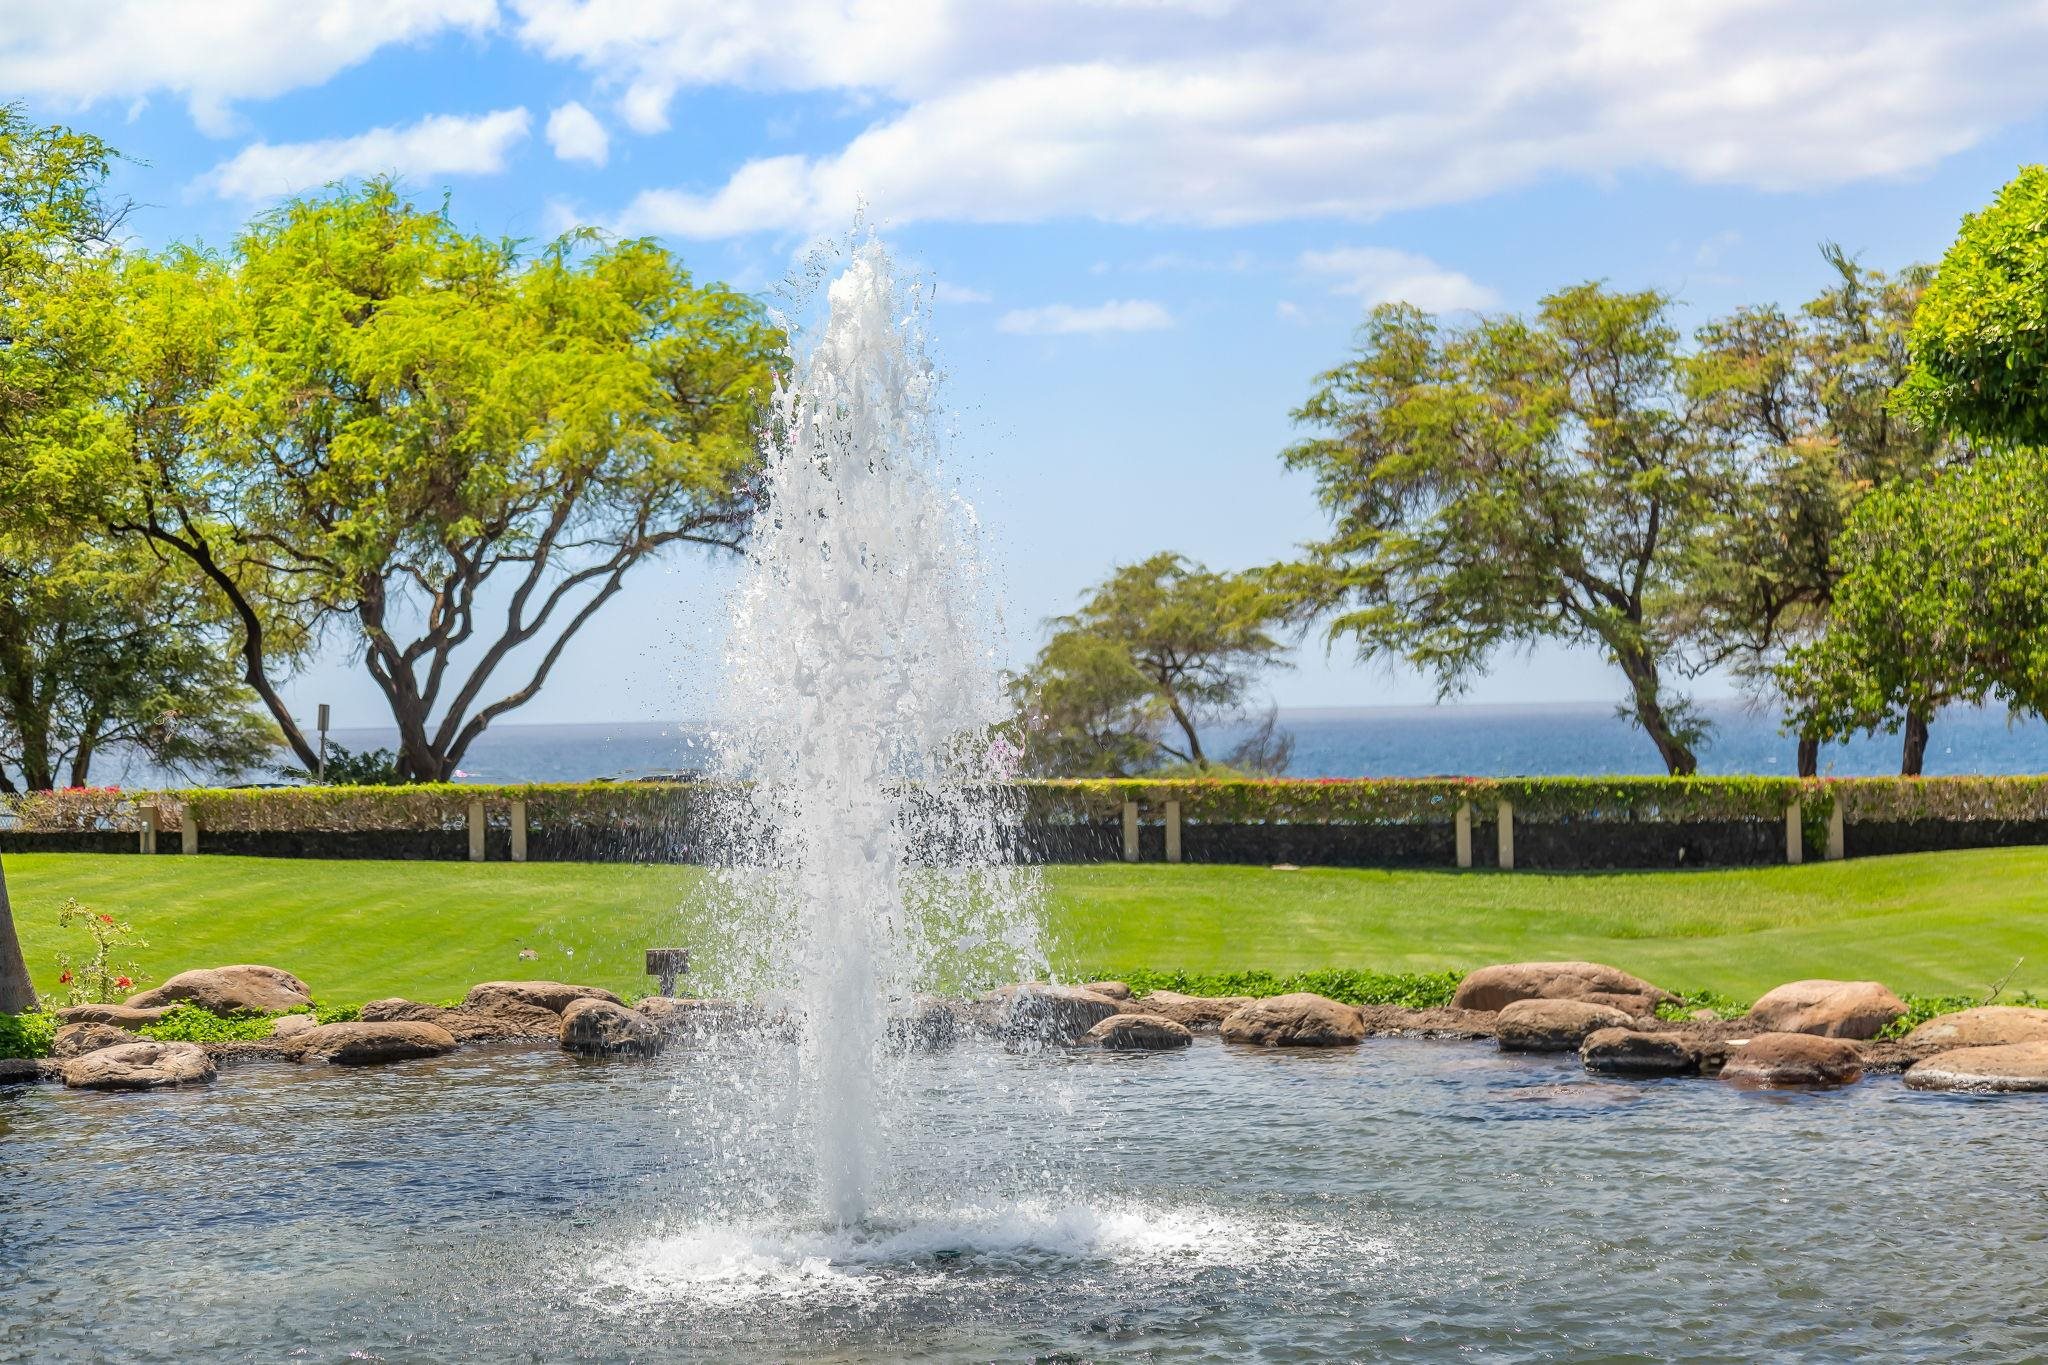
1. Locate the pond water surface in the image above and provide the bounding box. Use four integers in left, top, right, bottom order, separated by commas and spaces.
3, 1036, 2044, 1362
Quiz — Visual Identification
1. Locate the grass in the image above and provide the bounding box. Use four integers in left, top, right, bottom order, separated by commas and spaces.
5, 848, 2048, 1006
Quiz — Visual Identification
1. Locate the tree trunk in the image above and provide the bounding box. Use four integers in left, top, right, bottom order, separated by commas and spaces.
1796, 732, 1820, 779
1160, 690, 1206, 769
1901, 708, 1931, 777
0, 851, 36, 1015
1619, 654, 1697, 776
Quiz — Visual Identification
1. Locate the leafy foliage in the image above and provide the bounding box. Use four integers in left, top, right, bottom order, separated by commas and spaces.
137, 1002, 299, 1044
316, 743, 404, 787
50, 899, 145, 1006
1117, 967, 1464, 1009
1012, 552, 1292, 775
1899, 164, 2048, 446
1784, 450, 2048, 761
0, 1009, 56, 1060
1282, 286, 1723, 774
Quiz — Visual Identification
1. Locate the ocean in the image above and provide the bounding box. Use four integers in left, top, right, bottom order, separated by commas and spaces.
98, 700, 2048, 787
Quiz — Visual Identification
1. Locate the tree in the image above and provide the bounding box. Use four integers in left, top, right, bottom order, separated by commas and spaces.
1784, 450, 2048, 771
1898, 164, 2048, 446
1781, 165, 2048, 772
0, 534, 278, 791
95, 182, 781, 781
1, 106, 128, 1014
1282, 286, 1720, 774
1685, 248, 1959, 773
1012, 553, 1291, 775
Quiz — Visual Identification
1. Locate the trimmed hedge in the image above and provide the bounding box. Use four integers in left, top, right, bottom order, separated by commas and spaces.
7, 776, 2048, 834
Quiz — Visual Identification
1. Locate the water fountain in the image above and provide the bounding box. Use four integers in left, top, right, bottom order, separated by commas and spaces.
700, 238, 1043, 1227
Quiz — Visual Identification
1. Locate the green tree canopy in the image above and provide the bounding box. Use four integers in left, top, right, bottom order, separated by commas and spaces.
1282, 285, 1719, 774
1784, 449, 2048, 771
1013, 552, 1291, 775
76, 181, 782, 782
1684, 248, 1959, 772
1898, 164, 2048, 446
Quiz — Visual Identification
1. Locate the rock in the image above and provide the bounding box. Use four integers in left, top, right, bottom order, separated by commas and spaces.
1133, 990, 1256, 1030
634, 996, 765, 1037
1083, 980, 1132, 1000
1580, 1027, 1729, 1077
52, 1023, 138, 1059
1495, 999, 1634, 1052
461, 980, 623, 1014
62, 1040, 215, 1090
1084, 1013, 1192, 1050
887, 998, 973, 1052
1721, 1032, 1863, 1087
1745, 979, 1905, 1040
1355, 1005, 1498, 1040
1904, 1041, 2048, 1092
289, 1021, 458, 1066
1219, 993, 1366, 1047
560, 998, 664, 1056
270, 1014, 319, 1040
0, 1057, 55, 1085
126, 965, 312, 1015
359, 998, 450, 1025
54, 1003, 175, 1028
1906, 1005, 2048, 1049
1452, 961, 1674, 1016
986, 984, 1125, 1044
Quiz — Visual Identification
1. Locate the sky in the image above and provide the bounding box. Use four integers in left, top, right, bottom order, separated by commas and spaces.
8, 0, 2048, 729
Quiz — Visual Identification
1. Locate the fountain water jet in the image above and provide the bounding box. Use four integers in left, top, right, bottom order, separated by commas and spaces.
703, 239, 1043, 1228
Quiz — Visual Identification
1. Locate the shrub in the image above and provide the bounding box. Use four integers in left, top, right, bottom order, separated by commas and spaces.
52, 901, 147, 1007
137, 1003, 299, 1045
0, 1011, 58, 1060
1116, 967, 1464, 1009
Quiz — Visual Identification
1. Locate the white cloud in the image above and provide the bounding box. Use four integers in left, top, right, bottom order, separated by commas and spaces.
996, 299, 1173, 335
546, 100, 610, 165
932, 282, 991, 305
200, 108, 533, 201
515, 0, 2048, 238
1298, 246, 1498, 312
0, 0, 496, 134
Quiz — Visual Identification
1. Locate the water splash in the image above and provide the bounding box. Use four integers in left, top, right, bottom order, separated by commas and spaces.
702, 239, 1043, 1227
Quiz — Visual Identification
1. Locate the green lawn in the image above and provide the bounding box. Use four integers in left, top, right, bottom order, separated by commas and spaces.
6, 848, 2048, 1005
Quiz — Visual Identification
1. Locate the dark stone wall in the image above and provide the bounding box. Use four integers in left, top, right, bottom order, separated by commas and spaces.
1847, 819, 2048, 857
1512, 819, 1784, 870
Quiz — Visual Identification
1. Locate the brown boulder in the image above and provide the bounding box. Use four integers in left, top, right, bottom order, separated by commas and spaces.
1082, 980, 1132, 1000
1721, 1032, 1863, 1087
561, 998, 665, 1056
52, 1022, 138, 1059
1906, 1005, 2048, 1049
359, 998, 450, 1025
62, 1040, 216, 1090
987, 984, 1125, 1044
1134, 990, 1256, 1030
0, 1057, 55, 1085
1219, 993, 1365, 1047
126, 965, 312, 1015
1580, 1027, 1729, 1077
1745, 979, 1905, 1040
1085, 1013, 1193, 1050
1452, 961, 1673, 1016
289, 1021, 458, 1066
270, 1013, 319, 1040
1495, 999, 1633, 1053
1904, 1041, 2048, 1093
461, 980, 623, 1014
54, 1003, 175, 1028
635, 996, 767, 1036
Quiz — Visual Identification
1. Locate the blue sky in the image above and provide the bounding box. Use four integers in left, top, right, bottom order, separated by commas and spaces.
9, 1, 2048, 728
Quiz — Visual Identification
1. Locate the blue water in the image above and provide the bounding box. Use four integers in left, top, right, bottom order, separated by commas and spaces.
97, 700, 2048, 787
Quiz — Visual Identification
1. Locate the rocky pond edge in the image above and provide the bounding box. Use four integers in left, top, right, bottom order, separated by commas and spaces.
8, 959, 2048, 1096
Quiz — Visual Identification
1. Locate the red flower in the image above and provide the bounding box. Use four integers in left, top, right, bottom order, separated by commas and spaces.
115, 976, 133, 989
58, 970, 73, 984
97, 913, 114, 924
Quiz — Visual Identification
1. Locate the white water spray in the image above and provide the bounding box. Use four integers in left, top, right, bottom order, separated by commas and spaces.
705, 240, 1042, 1227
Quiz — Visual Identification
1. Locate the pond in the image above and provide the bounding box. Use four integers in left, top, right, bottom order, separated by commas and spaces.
3, 1035, 2043, 1362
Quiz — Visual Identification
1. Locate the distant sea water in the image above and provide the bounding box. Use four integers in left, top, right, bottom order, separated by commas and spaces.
99, 700, 2048, 787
